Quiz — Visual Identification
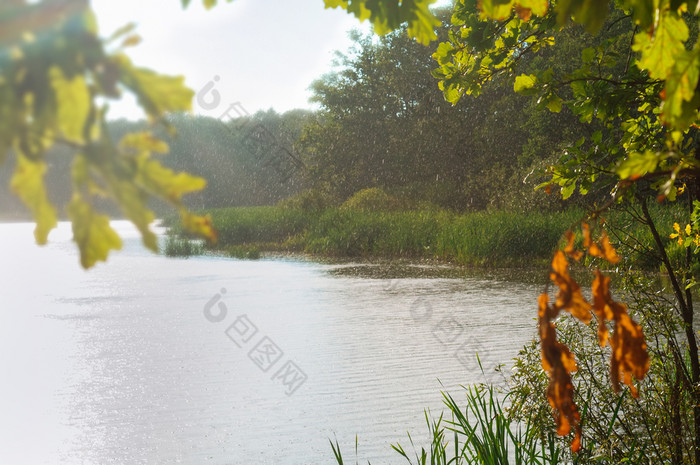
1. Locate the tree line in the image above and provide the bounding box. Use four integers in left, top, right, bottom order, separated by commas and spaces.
0, 6, 610, 219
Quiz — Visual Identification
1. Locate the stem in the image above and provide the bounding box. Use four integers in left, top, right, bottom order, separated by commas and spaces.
689, 147, 700, 464
641, 195, 700, 463
640, 198, 689, 315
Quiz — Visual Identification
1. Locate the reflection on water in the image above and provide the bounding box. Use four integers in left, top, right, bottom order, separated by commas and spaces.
0, 221, 542, 464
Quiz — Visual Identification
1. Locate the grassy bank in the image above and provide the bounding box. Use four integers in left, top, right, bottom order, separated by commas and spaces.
166, 203, 690, 268
168, 206, 589, 266
303, 208, 584, 265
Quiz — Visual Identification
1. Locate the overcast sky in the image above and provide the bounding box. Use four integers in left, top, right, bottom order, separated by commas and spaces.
91, 0, 375, 120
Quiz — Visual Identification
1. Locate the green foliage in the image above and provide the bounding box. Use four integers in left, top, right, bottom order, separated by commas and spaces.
434, 209, 581, 264
301, 19, 580, 213
300, 21, 478, 205
324, 0, 441, 44
426, 0, 700, 205
510, 281, 694, 462
334, 0, 700, 142
306, 209, 442, 257
0, 1, 215, 267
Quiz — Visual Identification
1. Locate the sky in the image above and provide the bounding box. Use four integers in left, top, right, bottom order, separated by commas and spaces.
91, 0, 375, 120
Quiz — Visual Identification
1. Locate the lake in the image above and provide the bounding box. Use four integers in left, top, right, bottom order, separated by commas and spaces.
0, 221, 542, 464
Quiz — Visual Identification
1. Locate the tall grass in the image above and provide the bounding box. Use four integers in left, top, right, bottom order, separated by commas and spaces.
432, 209, 583, 265
204, 206, 314, 245
391, 385, 564, 465
197, 206, 584, 266
167, 203, 687, 267
163, 235, 205, 258
331, 383, 648, 464
331, 385, 564, 465
164, 200, 692, 268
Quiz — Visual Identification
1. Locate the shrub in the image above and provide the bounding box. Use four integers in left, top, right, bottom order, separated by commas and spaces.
277, 187, 340, 212
341, 187, 402, 212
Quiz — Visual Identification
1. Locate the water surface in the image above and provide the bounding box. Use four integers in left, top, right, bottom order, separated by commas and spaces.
0, 221, 542, 464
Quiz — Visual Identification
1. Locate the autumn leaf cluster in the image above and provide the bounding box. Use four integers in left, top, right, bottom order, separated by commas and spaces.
539, 224, 649, 451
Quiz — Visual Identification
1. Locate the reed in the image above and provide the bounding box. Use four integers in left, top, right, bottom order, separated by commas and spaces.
169, 203, 686, 268
202, 206, 581, 266
163, 235, 205, 258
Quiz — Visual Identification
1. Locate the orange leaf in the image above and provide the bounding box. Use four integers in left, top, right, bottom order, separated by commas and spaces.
591, 271, 649, 395
550, 251, 592, 322
588, 231, 620, 264
541, 225, 645, 452
571, 434, 581, 453
583, 224, 620, 264
564, 230, 583, 261
582, 223, 592, 248
591, 271, 612, 347
514, 4, 532, 20
539, 293, 581, 447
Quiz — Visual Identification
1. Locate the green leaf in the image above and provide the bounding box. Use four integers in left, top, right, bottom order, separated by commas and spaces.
49, 67, 90, 144
67, 195, 123, 268
324, 0, 349, 9
480, 0, 516, 20
561, 181, 576, 199
616, 151, 664, 180
135, 154, 207, 201
324, 0, 441, 45
118, 56, 194, 121
556, 0, 610, 32
119, 132, 169, 155
622, 0, 655, 28
109, 174, 159, 252
519, 0, 548, 16
106, 22, 137, 43
633, 11, 688, 81
514, 74, 537, 92
10, 153, 58, 245
179, 209, 217, 243
667, 185, 677, 202
546, 96, 563, 113
581, 47, 595, 63
662, 48, 700, 128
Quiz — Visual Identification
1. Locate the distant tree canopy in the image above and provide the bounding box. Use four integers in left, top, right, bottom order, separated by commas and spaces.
300, 7, 616, 211
327, 0, 700, 203
0, 109, 311, 220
